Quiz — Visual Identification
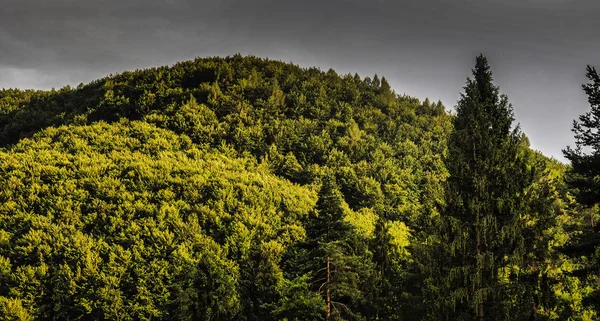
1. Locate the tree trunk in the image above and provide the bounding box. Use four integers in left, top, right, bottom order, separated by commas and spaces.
476, 211, 484, 321
326, 256, 331, 321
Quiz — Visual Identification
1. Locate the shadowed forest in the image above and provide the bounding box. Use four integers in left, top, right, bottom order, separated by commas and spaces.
0, 54, 598, 320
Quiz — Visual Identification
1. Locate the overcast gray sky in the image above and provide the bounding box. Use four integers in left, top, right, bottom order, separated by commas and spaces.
1, 0, 599, 161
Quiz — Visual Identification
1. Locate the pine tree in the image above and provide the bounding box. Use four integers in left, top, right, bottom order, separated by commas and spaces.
438, 55, 531, 320
564, 65, 600, 208
369, 218, 411, 321
562, 65, 600, 315
302, 174, 373, 321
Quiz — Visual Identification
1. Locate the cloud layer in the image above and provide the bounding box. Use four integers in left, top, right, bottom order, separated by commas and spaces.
1, 0, 599, 160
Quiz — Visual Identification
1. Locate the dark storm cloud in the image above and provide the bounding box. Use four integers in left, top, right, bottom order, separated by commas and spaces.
1, 0, 599, 161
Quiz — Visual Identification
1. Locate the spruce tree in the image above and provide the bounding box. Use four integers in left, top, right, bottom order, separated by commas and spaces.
302, 174, 373, 321
562, 65, 600, 314
439, 55, 531, 320
564, 65, 600, 208
370, 218, 413, 321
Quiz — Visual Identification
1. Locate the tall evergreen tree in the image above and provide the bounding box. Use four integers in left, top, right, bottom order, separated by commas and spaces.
302, 174, 373, 321
369, 218, 415, 321
563, 65, 600, 315
564, 65, 600, 208
435, 55, 531, 320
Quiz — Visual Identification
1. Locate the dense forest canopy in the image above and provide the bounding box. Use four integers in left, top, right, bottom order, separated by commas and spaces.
0, 54, 598, 320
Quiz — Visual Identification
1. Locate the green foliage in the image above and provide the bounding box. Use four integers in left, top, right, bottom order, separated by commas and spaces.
287, 174, 376, 321
562, 65, 600, 320
0, 121, 316, 320
421, 55, 534, 320
0, 54, 593, 320
564, 66, 600, 207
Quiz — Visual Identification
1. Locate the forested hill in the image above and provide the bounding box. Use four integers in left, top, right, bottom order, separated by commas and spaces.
0, 55, 598, 320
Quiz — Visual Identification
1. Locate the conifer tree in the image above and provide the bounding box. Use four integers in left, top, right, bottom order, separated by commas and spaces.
563, 65, 600, 315
302, 174, 373, 321
564, 65, 600, 208
369, 218, 410, 321
438, 55, 531, 320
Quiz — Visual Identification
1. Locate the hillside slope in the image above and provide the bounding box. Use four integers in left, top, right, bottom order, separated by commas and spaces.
0, 55, 596, 320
